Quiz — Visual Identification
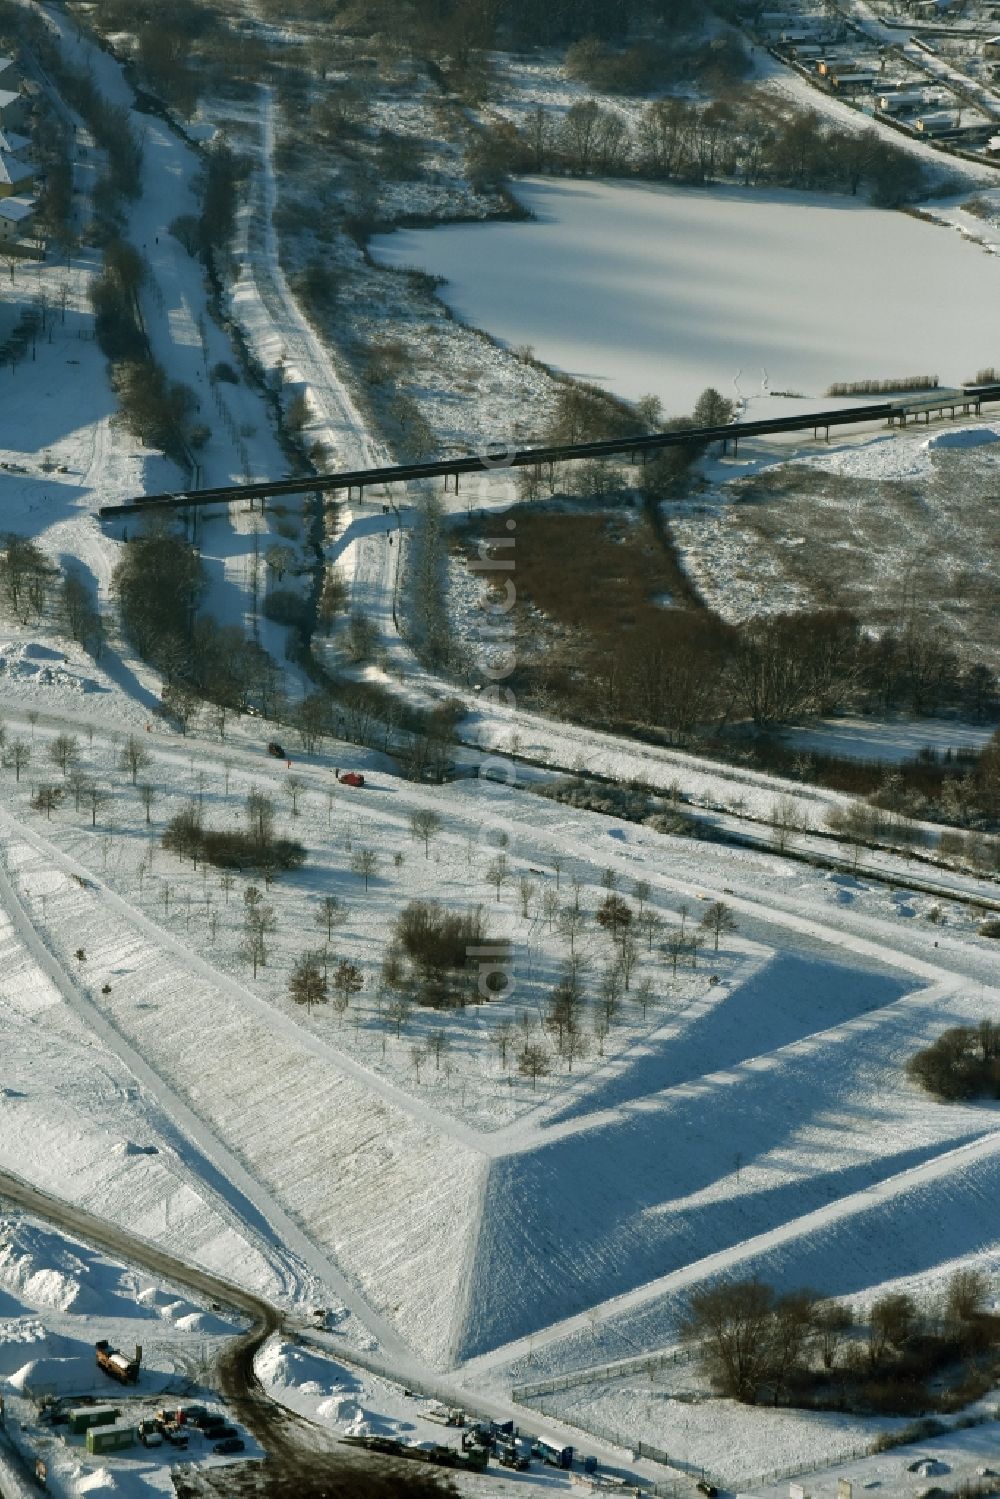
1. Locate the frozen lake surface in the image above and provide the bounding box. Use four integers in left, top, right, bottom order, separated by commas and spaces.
371, 178, 1000, 416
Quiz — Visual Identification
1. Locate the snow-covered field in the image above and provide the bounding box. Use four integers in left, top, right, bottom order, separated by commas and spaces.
371, 178, 1000, 416
0, 9, 999, 1497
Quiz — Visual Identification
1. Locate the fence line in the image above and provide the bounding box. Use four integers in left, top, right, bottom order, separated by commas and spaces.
513, 1345, 693, 1403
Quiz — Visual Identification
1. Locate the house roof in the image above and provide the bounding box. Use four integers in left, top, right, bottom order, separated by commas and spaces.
0, 195, 35, 222
0, 129, 29, 154
0, 151, 32, 187
0, 89, 21, 111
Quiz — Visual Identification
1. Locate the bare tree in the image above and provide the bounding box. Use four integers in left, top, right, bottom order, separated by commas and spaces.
427, 1028, 449, 1071
385, 993, 412, 1037
631, 878, 651, 913
518, 1042, 551, 1091
664, 932, 686, 975
634, 976, 655, 1020
491, 1018, 514, 1068
119, 733, 151, 785
67, 765, 93, 812
596, 893, 632, 943
351, 848, 378, 892
315, 893, 347, 941
241, 894, 277, 976
519, 876, 537, 920
409, 809, 443, 858
600, 960, 625, 1027
619, 931, 639, 990
560, 1024, 590, 1072
289, 952, 328, 1014
485, 853, 509, 901
285, 774, 306, 816
49, 733, 79, 777
333, 958, 363, 1020
84, 781, 109, 828
700, 900, 737, 951
31, 784, 64, 819
558, 902, 586, 953
636, 908, 664, 952
542, 886, 559, 930
138, 781, 156, 823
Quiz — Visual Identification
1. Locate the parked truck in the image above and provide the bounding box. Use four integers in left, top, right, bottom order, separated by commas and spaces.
95, 1340, 140, 1384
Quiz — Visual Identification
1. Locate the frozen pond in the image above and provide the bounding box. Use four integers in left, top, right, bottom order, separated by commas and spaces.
371, 178, 1000, 417
783, 716, 996, 763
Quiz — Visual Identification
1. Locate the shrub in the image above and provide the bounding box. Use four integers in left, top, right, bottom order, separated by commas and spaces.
826, 375, 938, 397
163, 811, 305, 876
262, 589, 311, 628
978, 919, 1000, 938
389, 900, 510, 1009
907, 1021, 1000, 1101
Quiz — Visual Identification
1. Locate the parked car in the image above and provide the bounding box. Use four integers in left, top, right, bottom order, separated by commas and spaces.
266, 741, 285, 758
696, 1482, 718, 1497
213, 1437, 245, 1455
211, 1425, 238, 1441
338, 771, 365, 787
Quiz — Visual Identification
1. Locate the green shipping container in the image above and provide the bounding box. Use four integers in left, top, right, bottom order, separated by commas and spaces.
67, 1409, 121, 1435
86, 1425, 137, 1455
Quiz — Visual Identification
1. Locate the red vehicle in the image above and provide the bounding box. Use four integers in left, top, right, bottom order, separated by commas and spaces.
338, 772, 365, 788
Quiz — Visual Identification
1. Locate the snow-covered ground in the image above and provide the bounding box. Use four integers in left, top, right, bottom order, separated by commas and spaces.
1, 9, 999, 1497
371, 177, 1000, 416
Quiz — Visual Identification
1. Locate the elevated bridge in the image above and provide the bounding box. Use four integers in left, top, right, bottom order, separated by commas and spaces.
97, 384, 1000, 519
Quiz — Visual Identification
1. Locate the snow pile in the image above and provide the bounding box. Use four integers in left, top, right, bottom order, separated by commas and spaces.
923, 425, 1000, 450
8, 1354, 92, 1395
316, 1394, 360, 1422
256, 1338, 344, 1396
0, 1320, 61, 1376
0, 1228, 102, 1314
78, 1470, 118, 1493
0, 642, 100, 694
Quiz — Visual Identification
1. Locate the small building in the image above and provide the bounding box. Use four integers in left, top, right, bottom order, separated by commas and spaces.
829, 70, 881, 93
0, 58, 16, 89
877, 89, 927, 113
0, 150, 32, 196
0, 88, 26, 130
915, 110, 959, 134
0, 127, 30, 156
0, 195, 35, 242
67, 1408, 122, 1436
86, 1425, 137, 1456
984, 35, 1000, 59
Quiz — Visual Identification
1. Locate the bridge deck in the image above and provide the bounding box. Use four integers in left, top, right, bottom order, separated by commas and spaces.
96, 384, 1000, 518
